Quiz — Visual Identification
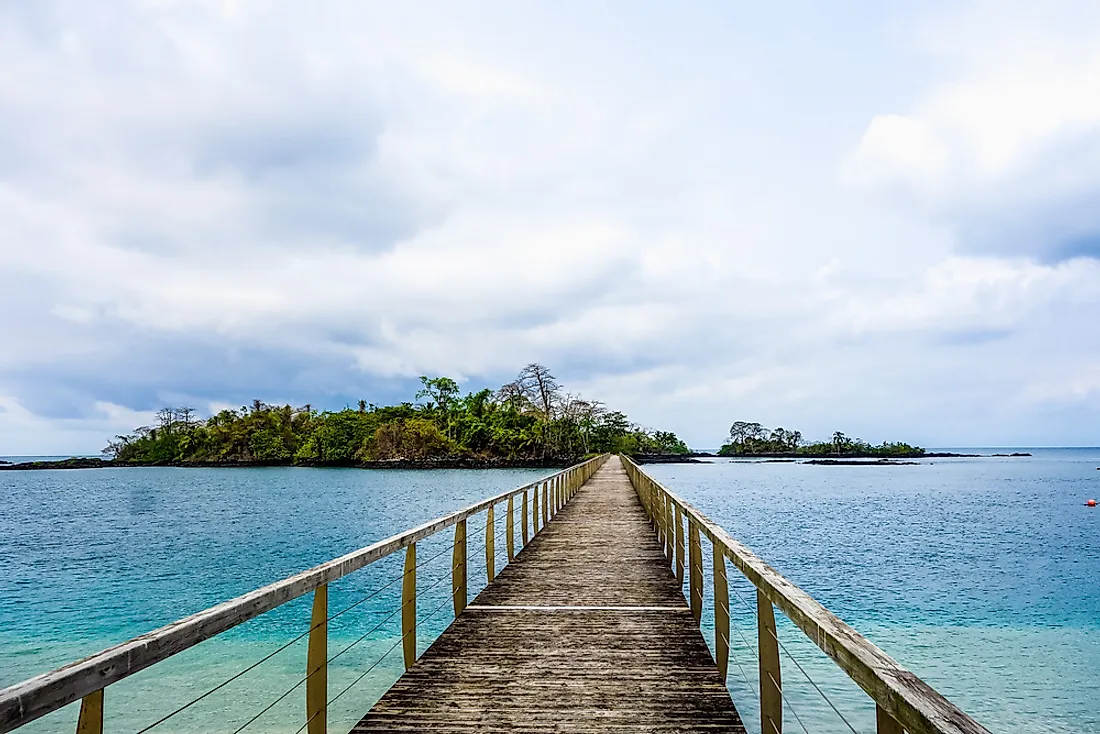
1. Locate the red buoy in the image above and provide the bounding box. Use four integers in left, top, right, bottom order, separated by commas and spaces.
1088, 499, 1098, 507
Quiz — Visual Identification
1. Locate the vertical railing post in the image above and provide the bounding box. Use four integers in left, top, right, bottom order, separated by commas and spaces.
688, 521, 703, 624
306, 584, 327, 734
533, 484, 540, 533
402, 543, 416, 670
542, 482, 549, 527
758, 589, 782, 734
486, 505, 496, 581
662, 495, 671, 555
75, 689, 103, 734
522, 490, 530, 545
675, 506, 685, 586
877, 706, 904, 734
452, 520, 467, 616
713, 544, 730, 682
507, 495, 515, 560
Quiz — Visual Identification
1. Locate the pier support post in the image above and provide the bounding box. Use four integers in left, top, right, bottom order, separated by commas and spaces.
714, 545, 730, 682
758, 590, 782, 734
486, 505, 496, 581
689, 521, 703, 624
306, 585, 328, 734
522, 490, 530, 545
75, 689, 103, 734
507, 496, 515, 560
675, 506, 685, 586
452, 520, 467, 616
877, 706, 904, 734
402, 544, 416, 670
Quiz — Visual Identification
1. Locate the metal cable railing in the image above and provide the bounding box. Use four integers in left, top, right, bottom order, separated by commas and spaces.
726, 583, 862, 734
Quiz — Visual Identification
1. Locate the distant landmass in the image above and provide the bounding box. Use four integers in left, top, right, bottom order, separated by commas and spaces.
717, 420, 926, 458
4, 365, 691, 470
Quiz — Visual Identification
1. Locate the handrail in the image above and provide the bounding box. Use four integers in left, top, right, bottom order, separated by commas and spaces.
621, 455, 992, 734
0, 454, 609, 733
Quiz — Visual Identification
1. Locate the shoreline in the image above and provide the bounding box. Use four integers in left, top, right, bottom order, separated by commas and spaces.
0, 456, 581, 471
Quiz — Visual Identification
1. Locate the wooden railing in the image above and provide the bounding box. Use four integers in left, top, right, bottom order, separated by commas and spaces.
0, 455, 609, 734
622, 456, 992, 734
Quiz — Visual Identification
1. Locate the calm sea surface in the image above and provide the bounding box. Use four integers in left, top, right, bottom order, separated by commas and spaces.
2, 451, 1098, 733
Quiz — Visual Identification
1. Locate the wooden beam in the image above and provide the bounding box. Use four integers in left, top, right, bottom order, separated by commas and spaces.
452, 520, 467, 616
758, 589, 781, 734
306, 585, 327, 734
402, 544, 416, 670
74, 689, 101, 734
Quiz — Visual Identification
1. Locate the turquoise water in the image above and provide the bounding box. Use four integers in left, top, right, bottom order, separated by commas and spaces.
2, 453, 1098, 733
0, 465, 549, 734
647, 449, 1100, 734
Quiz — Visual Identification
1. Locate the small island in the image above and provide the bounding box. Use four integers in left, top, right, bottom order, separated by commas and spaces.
1, 365, 692, 470
717, 421, 925, 458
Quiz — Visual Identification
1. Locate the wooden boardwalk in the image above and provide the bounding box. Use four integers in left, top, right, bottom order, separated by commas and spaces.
353, 456, 745, 733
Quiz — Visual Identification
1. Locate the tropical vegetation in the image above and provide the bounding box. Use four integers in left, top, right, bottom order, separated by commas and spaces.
717, 421, 924, 457
104, 364, 690, 465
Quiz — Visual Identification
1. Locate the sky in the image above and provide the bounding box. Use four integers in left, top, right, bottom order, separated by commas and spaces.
3, 0, 1100, 453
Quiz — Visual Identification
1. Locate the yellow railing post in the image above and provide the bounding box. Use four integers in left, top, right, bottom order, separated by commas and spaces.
522, 490, 530, 545
452, 520, 467, 616
75, 689, 103, 734
714, 544, 730, 682
402, 543, 416, 670
877, 706, 904, 734
306, 584, 327, 734
486, 505, 496, 581
675, 506, 685, 586
759, 589, 782, 734
688, 521, 703, 624
507, 495, 515, 560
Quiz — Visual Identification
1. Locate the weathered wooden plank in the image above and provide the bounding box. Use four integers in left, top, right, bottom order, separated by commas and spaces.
353, 456, 744, 733
621, 456, 994, 734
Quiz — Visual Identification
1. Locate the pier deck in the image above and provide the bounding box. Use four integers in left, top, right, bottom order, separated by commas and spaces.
352, 456, 745, 733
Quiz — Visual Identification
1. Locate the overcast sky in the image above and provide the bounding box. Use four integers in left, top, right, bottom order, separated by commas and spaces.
4, 1, 1100, 453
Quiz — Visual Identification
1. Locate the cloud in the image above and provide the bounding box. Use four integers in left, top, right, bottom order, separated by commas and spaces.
842, 1, 1100, 261
3, 0, 1100, 451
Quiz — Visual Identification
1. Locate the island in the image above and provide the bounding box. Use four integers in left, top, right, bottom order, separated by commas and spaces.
1, 365, 692, 470
717, 421, 925, 459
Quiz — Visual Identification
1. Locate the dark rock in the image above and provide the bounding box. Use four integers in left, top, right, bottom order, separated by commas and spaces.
0, 457, 115, 470
632, 454, 712, 464
802, 459, 920, 466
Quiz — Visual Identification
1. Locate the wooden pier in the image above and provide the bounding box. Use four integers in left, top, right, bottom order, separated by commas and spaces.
0, 453, 993, 734
354, 456, 744, 732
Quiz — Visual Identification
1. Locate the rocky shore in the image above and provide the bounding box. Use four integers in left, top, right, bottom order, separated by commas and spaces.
0, 456, 581, 471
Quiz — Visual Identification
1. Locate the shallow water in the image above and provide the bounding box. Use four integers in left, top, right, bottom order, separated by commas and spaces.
0, 465, 548, 733
647, 448, 1100, 734
1, 452, 1098, 733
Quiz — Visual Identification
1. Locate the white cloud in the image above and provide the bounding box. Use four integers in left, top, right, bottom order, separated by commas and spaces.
843, 2, 1100, 259
3, 0, 1100, 451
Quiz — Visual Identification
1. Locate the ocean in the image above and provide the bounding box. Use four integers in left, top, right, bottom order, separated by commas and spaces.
1, 451, 1097, 733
